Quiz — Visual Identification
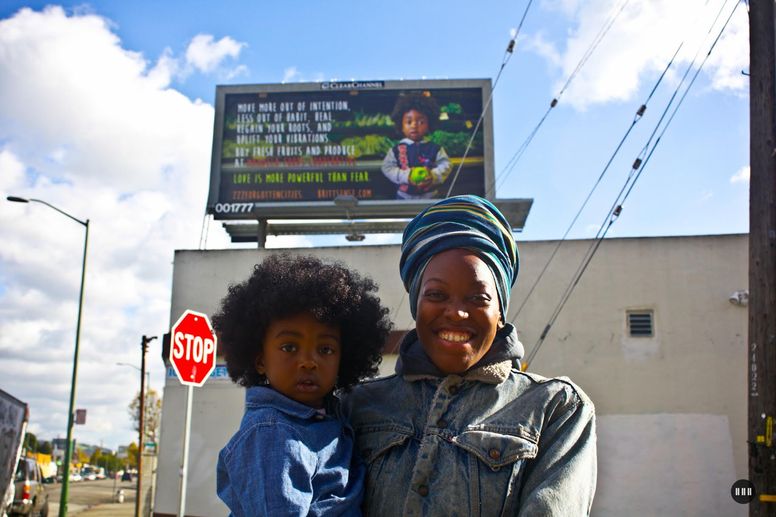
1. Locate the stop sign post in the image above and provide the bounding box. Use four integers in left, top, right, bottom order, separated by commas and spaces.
170, 310, 217, 387
169, 309, 217, 517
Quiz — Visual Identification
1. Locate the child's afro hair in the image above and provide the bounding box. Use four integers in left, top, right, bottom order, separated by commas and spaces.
390, 92, 441, 134
212, 253, 392, 390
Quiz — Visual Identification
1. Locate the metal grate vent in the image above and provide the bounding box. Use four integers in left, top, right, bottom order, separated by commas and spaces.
627, 311, 654, 337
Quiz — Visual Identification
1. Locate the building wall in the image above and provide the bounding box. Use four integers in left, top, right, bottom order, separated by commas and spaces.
154, 234, 748, 516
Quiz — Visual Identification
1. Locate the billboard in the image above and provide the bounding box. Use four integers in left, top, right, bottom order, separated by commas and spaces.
207, 79, 494, 219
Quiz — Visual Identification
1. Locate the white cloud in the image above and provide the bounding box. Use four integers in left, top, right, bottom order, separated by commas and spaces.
530, 0, 749, 109
185, 33, 245, 73
282, 66, 300, 83
730, 165, 750, 184
0, 6, 233, 449
706, 6, 749, 93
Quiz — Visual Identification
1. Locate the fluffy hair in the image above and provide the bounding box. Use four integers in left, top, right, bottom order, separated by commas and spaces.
390, 92, 440, 134
212, 253, 392, 390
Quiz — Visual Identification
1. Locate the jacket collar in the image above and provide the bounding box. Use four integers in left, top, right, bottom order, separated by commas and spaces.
245, 385, 331, 420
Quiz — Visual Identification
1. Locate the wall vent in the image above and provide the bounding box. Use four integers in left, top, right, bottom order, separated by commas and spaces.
627, 310, 654, 337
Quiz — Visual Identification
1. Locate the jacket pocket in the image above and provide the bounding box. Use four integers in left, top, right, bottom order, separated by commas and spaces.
451, 429, 538, 469
356, 423, 413, 464
451, 429, 538, 517
355, 424, 414, 514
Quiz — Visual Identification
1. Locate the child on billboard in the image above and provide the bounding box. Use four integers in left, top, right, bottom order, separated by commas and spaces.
381, 92, 452, 199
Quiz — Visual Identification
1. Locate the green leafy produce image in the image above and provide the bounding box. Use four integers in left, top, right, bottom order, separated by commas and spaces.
440, 103, 463, 115
340, 134, 394, 158
428, 130, 482, 156
339, 111, 394, 128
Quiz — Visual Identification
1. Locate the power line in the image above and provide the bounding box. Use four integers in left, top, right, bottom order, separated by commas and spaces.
393, 2, 539, 321
511, 42, 681, 324
522, 0, 742, 367
490, 0, 631, 197
445, 0, 536, 197
198, 212, 210, 250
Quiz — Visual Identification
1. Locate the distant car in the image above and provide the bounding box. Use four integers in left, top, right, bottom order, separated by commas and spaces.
9, 457, 48, 517
80, 467, 97, 481
121, 471, 132, 482
68, 472, 81, 482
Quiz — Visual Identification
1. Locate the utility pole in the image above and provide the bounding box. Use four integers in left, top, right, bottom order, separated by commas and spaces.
136, 335, 156, 517
748, 0, 776, 514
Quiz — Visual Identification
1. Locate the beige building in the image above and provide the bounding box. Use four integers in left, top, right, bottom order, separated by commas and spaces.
153, 233, 748, 516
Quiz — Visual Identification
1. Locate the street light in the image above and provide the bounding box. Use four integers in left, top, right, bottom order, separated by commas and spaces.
7, 195, 89, 517
116, 362, 151, 389
117, 334, 157, 517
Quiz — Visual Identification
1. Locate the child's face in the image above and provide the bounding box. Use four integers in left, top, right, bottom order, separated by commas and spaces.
402, 109, 430, 141
256, 312, 341, 408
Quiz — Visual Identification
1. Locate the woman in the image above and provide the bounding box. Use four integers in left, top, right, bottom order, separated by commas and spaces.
344, 195, 596, 516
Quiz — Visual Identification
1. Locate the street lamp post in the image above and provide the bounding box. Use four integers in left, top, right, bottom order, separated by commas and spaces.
7, 196, 89, 517
117, 333, 157, 517
116, 362, 151, 390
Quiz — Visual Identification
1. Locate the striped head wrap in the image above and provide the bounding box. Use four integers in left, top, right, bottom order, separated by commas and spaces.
400, 195, 519, 322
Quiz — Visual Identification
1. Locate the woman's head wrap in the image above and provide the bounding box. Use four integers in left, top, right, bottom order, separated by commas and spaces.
400, 195, 519, 322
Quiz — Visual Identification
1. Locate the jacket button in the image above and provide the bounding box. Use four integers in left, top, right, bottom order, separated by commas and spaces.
418, 484, 429, 497
448, 385, 459, 395
489, 448, 501, 460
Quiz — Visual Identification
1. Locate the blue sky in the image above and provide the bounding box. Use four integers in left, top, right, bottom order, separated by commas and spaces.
0, 1, 748, 448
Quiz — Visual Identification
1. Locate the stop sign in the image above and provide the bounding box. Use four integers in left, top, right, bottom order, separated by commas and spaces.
170, 310, 217, 387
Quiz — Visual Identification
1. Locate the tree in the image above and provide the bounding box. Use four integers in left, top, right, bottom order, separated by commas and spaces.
75, 447, 89, 465
128, 388, 162, 444
23, 432, 38, 453
89, 448, 103, 466
126, 442, 139, 469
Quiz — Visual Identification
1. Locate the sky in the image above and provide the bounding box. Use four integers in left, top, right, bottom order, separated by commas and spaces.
0, 0, 749, 450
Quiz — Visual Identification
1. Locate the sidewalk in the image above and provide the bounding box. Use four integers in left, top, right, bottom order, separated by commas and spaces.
50, 497, 135, 517
50, 491, 139, 517
76, 501, 135, 516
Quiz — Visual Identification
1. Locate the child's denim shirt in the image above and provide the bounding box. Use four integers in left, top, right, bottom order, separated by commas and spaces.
342, 328, 596, 516
217, 386, 364, 517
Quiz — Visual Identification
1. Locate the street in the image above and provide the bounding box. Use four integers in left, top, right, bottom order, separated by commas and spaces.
45, 474, 151, 516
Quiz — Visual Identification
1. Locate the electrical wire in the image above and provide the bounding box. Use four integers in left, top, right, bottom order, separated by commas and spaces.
522, 0, 741, 367
510, 43, 681, 323
391, 2, 538, 322
199, 212, 211, 250
445, 0, 536, 197
490, 0, 631, 197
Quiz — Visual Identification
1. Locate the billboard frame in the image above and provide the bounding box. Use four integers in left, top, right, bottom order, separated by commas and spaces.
207, 79, 497, 220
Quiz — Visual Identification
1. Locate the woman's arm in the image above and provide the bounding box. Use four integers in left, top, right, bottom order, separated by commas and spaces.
517, 387, 597, 516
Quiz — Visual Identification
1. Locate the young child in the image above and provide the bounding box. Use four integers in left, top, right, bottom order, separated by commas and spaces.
381, 93, 452, 199
213, 254, 391, 517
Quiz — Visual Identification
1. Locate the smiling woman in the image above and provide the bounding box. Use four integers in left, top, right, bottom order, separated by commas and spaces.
344, 195, 598, 516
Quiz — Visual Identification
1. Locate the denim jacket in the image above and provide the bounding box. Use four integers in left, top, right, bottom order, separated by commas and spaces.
342, 329, 596, 516
217, 386, 364, 516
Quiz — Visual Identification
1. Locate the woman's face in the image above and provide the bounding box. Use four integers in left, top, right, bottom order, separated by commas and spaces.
416, 248, 502, 374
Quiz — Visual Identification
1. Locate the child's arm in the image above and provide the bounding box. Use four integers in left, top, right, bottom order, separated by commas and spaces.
429, 147, 452, 185
381, 148, 410, 186
217, 423, 317, 516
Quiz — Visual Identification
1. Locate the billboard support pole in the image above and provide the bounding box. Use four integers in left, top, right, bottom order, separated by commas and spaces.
256, 219, 267, 248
